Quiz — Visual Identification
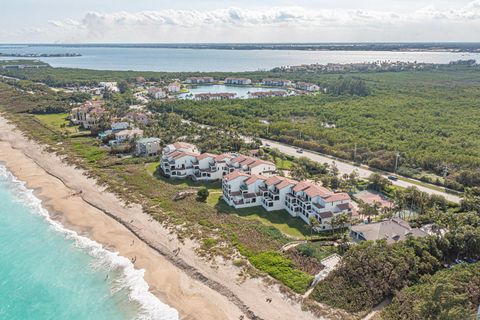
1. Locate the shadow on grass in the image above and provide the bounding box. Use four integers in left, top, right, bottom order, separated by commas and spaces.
147, 164, 222, 189
212, 194, 311, 239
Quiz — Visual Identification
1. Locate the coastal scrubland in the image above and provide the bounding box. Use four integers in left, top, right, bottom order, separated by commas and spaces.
2, 64, 480, 319
4, 64, 479, 192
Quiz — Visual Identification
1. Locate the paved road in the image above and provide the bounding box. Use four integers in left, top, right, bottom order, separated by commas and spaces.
260, 138, 462, 203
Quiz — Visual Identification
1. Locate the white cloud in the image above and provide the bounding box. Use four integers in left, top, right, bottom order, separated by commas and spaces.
8, 2, 480, 42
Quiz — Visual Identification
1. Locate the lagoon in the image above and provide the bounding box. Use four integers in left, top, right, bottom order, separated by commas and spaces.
0, 45, 479, 72
179, 84, 287, 99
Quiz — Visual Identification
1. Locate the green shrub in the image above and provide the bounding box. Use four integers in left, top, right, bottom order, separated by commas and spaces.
249, 251, 313, 293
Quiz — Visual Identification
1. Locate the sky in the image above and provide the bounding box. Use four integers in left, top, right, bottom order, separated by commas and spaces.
1, 0, 480, 43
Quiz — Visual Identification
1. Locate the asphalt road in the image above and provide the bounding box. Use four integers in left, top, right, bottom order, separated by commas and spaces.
260, 138, 462, 204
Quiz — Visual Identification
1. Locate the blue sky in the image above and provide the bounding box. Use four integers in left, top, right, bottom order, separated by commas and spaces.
1, 0, 479, 43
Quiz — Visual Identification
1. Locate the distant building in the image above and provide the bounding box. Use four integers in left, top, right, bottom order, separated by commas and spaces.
262, 79, 292, 87
99, 82, 119, 93
69, 100, 106, 129
167, 81, 182, 93
194, 93, 236, 101
349, 218, 428, 244
148, 87, 166, 99
224, 77, 252, 85
136, 137, 161, 157
111, 122, 129, 132
249, 91, 288, 98
185, 77, 214, 84
125, 112, 149, 126
114, 128, 144, 144
296, 82, 320, 92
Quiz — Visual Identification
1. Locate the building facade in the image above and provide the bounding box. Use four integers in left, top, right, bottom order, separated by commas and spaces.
135, 137, 161, 157
222, 173, 353, 230
160, 143, 276, 181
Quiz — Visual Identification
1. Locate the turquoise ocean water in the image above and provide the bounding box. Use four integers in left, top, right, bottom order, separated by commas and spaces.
0, 164, 178, 320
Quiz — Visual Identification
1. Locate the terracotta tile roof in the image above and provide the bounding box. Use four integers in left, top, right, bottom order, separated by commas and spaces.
275, 179, 297, 190
292, 181, 314, 193
245, 175, 267, 185
305, 185, 333, 198
248, 159, 275, 168
196, 153, 216, 161
172, 151, 199, 160
265, 176, 282, 186
214, 153, 235, 162
324, 193, 351, 203
224, 171, 250, 182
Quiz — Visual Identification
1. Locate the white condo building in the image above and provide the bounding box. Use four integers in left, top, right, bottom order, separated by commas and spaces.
222, 173, 353, 230
160, 143, 276, 181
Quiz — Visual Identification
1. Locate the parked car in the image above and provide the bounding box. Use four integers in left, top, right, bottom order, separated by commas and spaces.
388, 175, 398, 181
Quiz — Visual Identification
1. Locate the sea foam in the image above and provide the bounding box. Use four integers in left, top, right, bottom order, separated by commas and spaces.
0, 164, 179, 320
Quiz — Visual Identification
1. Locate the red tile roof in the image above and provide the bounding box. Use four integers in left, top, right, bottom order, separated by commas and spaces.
245, 175, 267, 185
324, 193, 351, 203
224, 171, 250, 182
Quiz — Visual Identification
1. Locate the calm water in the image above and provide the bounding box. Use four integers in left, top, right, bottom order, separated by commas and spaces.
0, 165, 178, 320
179, 84, 287, 99
0, 45, 479, 72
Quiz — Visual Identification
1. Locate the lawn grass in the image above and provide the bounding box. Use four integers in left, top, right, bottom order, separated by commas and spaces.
145, 162, 159, 175
274, 157, 293, 170
34, 113, 81, 134
210, 193, 311, 239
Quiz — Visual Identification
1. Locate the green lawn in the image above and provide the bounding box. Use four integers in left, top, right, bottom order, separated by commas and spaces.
34, 113, 81, 134
209, 193, 311, 239
274, 158, 293, 170
145, 162, 159, 175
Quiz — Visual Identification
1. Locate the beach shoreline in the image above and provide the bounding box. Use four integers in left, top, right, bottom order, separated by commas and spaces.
0, 115, 322, 320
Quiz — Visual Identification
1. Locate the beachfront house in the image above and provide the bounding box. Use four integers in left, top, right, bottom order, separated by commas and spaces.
167, 81, 182, 93
111, 121, 130, 132
222, 173, 353, 229
69, 100, 106, 129
296, 82, 320, 92
224, 77, 252, 85
262, 79, 292, 87
185, 76, 214, 84
349, 218, 428, 244
125, 112, 149, 126
135, 137, 161, 157
148, 87, 166, 99
114, 128, 144, 144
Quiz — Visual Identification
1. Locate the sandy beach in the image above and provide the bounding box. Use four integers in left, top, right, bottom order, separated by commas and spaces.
0, 115, 323, 320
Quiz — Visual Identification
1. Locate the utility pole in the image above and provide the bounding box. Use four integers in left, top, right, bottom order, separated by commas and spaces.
394, 152, 400, 174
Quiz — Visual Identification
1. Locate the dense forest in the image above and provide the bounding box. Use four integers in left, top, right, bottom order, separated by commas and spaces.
148, 67, 480, 190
